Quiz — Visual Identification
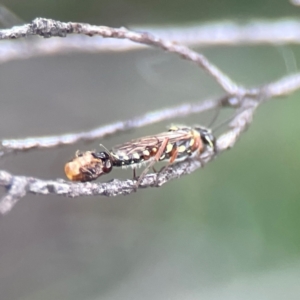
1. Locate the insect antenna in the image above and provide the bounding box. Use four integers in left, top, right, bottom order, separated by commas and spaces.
99, 143, 111, 153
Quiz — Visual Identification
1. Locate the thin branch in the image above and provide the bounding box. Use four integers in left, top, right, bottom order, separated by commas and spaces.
0, 172, 27, 214
2, 72, 300, 156
0, 96, 229, 156
0, 18, 240, 94
139, 18, 300, 47
0, 19, 300, 65
263, 73, 300, 97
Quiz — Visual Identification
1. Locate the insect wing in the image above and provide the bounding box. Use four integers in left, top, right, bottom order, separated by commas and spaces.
112, 129, 192, 156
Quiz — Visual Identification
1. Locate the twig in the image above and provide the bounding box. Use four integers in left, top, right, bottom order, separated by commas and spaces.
263, 73, 300, 97
0, 96, 230, 156
2, 72, 299, 156
0, 19, 300, 65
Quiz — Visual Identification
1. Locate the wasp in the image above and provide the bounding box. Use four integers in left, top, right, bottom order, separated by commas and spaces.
64, 126, 216, 186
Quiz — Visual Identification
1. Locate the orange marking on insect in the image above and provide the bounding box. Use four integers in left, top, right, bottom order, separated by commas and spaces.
169, 148, 178, 164
134, 137, 169, 189
64, 151, 112, 182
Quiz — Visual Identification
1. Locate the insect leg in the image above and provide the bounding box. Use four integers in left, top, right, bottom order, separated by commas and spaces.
156, 147, 179, 182
79, 166, 95, 182
135, 137, 169, 189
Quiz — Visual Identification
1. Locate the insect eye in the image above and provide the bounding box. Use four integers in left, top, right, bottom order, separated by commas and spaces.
103, 159, 112, 173
195, 127, 216, 150
203, 133, 216, 149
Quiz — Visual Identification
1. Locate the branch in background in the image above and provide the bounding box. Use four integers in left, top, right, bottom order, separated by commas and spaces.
0, 96, 230, 156
2, 71, 300, 156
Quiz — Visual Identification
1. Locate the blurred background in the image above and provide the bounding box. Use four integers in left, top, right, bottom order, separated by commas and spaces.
1, 0, 300, 299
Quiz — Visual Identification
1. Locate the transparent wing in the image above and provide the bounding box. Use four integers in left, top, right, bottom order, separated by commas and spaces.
112, 129, 192, 156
